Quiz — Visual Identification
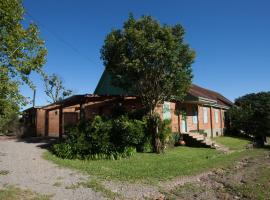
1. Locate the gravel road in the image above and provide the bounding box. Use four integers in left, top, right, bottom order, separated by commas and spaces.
0, 138, 106, 200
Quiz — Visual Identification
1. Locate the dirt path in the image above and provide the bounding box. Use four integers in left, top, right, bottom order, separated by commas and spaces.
0, 138, 105, 200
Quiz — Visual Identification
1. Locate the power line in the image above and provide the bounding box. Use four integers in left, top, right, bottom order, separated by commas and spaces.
25, 11, 99, 67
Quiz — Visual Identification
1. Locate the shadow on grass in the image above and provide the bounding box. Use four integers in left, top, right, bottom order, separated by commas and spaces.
260, 144, 270, 150
223, 134, 253, 141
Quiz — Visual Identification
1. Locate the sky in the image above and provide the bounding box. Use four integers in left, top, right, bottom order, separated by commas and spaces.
21, 0, 270, 108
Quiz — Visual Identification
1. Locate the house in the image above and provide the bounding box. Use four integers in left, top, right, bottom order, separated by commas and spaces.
22, 70, 233, 138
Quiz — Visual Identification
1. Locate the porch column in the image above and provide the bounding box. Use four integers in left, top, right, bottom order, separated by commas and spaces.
210, 107, 213, 138
197, 105, 200, 131
79, 103, 85, 120
45, 110, 49, 137
220, 108, 223, 135
59, 107, 63, 139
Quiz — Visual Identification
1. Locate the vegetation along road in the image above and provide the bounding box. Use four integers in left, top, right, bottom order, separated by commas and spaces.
0, 136, 269, 200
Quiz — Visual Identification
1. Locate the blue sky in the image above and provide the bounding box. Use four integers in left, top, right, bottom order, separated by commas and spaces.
21, 0, 270, 108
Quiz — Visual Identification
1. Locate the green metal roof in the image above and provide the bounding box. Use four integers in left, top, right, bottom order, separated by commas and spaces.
94, 70, 132, 95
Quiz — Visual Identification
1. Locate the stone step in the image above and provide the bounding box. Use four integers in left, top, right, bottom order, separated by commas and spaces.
185, 132, 216, 149
195, 137, 204, 141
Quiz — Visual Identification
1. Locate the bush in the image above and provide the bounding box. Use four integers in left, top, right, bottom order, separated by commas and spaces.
52, 115, 146, 159
111, 115, 146, 151
158, 119, 173, 149
228, 92, 270, 146
51, 143, 74, 159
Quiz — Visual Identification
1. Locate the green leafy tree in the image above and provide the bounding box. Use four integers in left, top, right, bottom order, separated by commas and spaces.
229, 92, 270, 146
44, 73, 73, 103
101, 14, 195, 152
0, 73, 24, 133
0, 0, 47, 132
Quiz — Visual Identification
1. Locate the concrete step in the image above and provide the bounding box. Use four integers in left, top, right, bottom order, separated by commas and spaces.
195, 137, 204, 141
185, 132, 216, 149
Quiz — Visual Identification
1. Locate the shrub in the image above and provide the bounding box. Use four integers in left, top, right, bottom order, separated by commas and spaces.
228, 92, 270, 146
158, 119, 173, 149
52, 115, 146, 159
111, 115, 146, 151
51, 143, 74, 159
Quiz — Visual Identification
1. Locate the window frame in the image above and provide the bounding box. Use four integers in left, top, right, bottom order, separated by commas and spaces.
192, 107, 198, 124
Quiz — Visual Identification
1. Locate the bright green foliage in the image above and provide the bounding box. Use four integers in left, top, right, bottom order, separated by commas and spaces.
158, 119, 173, 148
101, 14, 195, 152
45, 136, 264, 183
101, 14, 195, 111
228, 92, 270, 145
44, 73, 73, 103
0, 0, 47, 132
0, 72, 24, 132
51, 115, 145, 160
0, 0, 47, 86
111, 115, 146, 149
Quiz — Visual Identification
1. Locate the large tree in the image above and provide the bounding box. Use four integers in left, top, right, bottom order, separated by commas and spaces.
229, 92, 270, 146
0, 0, 47, 132
101, 15, 195, 152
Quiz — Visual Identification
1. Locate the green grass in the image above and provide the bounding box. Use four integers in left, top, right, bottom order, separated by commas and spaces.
0, 185, 52, 200
213, 136, 251, 150
52, 182, 62, 187
86, 179, 123, 199
234, 165, 270, 199
44, 136, 265, 183
64, 179, 123, 199
0, 170, 9, 175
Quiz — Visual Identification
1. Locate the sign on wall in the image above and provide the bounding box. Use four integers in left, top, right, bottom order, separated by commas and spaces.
163, 101, 171, 120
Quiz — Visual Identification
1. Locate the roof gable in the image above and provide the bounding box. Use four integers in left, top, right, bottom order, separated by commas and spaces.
94, 70, 233, 107
94, 70, 131, 95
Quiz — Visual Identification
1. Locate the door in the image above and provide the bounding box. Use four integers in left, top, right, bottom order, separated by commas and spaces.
181, 108, 187, 133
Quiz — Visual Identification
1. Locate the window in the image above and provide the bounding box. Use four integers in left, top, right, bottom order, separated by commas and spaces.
214, 109, 219, 123
203, 107, 208, 124
163, 101, 171, 120
192, 107, 198, 124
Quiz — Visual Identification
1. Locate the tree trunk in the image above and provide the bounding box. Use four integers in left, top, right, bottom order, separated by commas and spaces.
148, 111, 161, 153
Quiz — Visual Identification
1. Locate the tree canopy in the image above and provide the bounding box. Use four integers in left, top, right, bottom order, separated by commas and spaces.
229, 92, 270, 146
101, 14, 195, 112
101, 14, 195, 152
0, 0, 47, 132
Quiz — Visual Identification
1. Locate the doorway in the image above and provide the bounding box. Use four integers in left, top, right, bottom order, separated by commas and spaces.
181, 108, 187, 133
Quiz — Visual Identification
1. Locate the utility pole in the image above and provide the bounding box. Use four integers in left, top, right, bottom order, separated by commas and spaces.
33, 89, 36, 107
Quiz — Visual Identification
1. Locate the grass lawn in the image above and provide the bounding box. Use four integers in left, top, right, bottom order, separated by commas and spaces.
213, 136, 251, 150
44, 136, 264, 184
0, 185, 51, 200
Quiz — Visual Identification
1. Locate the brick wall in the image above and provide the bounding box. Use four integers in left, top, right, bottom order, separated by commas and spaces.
31, 97, 228, 138
36, 109, 45, 136
48, 109, 59, 137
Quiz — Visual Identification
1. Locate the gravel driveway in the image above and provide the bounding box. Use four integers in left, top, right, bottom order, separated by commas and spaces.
0, 138, 106, 200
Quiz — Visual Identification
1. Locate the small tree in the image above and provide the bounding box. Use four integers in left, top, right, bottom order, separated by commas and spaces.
229, 92, 270, 146
44, 74, 72, 103
101, 14, 195, 153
